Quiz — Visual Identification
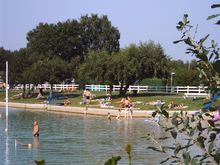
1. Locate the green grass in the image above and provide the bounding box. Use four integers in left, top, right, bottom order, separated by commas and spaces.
0, 89, 219, 111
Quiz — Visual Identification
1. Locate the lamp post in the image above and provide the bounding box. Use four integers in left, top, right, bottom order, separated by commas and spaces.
171, 72, 175, 93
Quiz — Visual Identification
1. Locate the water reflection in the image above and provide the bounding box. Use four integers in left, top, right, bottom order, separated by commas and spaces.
0, 108, 167, 165
5, 131, 9, 165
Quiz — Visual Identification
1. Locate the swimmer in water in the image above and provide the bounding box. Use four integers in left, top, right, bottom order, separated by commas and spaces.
33, 120, 39, 137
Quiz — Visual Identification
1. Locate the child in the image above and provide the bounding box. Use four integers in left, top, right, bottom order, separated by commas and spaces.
116, 109, 121, 120
107, 113, 111, 120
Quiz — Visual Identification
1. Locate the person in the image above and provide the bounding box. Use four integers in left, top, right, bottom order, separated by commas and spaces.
124, 97, 131, 119
33, 120, 39, 137
212, 110, 220, 122
168, 101, 177, 109
119, 98, 125, 108
84, 89, 91, 104
116, 109, 121, 120
64, 98, 71, 106
168, 102, 187, 109
129, 104, 133, 119
11, 93, 23, 99
106, 91, 112, 101
107, 113, 111, 120
146, 99, 164, 106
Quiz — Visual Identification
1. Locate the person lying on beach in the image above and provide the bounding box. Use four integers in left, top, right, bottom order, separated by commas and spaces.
146, 100, 165, 106
168, 102, 188, 109
11, 93, 23, 99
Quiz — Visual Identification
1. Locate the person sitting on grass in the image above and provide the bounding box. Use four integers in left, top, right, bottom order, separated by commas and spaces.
211, 110, 220, 122
106, 91, 112, 101
64, 98, 71, 106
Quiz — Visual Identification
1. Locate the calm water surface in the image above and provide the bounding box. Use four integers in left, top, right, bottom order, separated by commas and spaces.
0, 108, 167, 165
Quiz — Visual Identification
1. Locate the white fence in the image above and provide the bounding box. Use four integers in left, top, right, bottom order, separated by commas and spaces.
13, 83, 209, 94
14, 84, 79, 91
85, 85, 209, 94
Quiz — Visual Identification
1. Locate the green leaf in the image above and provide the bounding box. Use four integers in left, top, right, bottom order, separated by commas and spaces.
191, 115, 195, 122
208, 141, 214, 154
207, 120, 215, 127
161, 110, 169, 118
196, 121, 202, 131
183, 151, 191, 165
174, 144, 181, 155
211, 4, 220, 8
104, 156, 121, 165
165, 127, 174, 132
34, 160, 46, 165
196, 53, 208, 62
173, 39, 184, 44
212, 128, 220, 134
213, 152, 220, 164
196, 136, 206, 148
158, 136, 170, 140
213, 60, 220, 73
160, 158, 170, 164
171, 117, 179, 127
125, 144, 131, 155
207, 14, 220, 20
191, 158, 198, 165
170, 130, 177, 139
184, 116, 189, 129
209, 133, 216, 141
198, 34, 209, 45
216, 20, 220, 25
147, 146, 164, 153
152, 111, 157, 117
182, 14, 190, 26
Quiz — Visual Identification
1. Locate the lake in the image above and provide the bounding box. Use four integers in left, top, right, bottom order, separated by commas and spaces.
0, 108, 167, 165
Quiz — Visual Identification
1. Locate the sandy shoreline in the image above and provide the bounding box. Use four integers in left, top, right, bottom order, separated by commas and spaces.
0, 102, 197, 118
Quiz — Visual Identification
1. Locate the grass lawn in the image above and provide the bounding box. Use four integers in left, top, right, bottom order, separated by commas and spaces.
0, 89, 219, 111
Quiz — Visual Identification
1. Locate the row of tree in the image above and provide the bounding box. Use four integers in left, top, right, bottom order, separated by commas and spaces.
0, 14, 201, 95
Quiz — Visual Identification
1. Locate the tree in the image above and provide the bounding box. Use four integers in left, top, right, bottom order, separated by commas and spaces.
9, 48, 32, 97
171, 60, 200, 86
27, 14, 120, 63
80, 14, 120, 56
27, 56, 70, 96
77, 50, 110, 85
27, 20, 83, 62
0, 47, 13, 80
78, 41, 171, 95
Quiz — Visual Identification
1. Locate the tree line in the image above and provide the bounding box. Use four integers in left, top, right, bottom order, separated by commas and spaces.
0, 14, 201, 96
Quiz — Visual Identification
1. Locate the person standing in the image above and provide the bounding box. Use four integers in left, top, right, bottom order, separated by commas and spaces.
85, 89, 91, 104
33, 120, 39, 137
116, 109, 121, 120
124, 97, 131, 119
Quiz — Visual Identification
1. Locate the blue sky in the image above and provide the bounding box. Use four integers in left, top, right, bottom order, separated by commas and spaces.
0, 0, 219, 61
